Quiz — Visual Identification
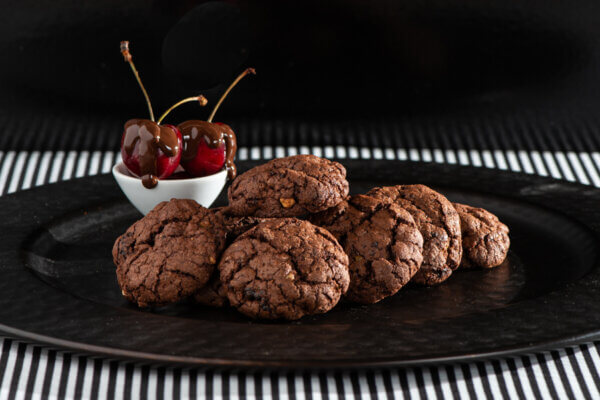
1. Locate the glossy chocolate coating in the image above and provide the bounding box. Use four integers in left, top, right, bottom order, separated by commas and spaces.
122, 119, 180, 188
177, 120, 238, 179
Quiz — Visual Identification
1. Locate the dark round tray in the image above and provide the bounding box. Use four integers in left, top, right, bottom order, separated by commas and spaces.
2, 160, 600, 368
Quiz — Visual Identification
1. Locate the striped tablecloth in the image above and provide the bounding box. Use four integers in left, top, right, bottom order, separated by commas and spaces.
0, 146, 599, 400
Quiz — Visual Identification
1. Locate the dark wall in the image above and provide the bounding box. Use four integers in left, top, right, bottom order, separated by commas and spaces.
0, 0, 598, 122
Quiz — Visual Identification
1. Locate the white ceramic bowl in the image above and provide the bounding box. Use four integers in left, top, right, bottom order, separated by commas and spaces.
112, 162, 227, 215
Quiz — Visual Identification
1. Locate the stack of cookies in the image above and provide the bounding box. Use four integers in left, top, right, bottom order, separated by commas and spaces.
113, 155, 510, 320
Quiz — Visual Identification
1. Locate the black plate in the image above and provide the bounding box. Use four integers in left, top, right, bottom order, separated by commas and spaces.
2, 160, 600, 368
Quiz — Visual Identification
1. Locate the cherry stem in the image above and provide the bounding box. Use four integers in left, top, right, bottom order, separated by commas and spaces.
157, 95, 208, 124
207, 68, 256, 123
120, 41, 155, 121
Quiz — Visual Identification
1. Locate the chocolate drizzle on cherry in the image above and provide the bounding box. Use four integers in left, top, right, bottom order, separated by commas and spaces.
119, 41, 253, 187
178, 120, 238, 179
177, 68, 255, 180
122, 120, 182, 188
119, 41, 205, 188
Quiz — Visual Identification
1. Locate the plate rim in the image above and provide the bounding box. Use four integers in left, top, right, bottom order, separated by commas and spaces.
0, 323, 599, 369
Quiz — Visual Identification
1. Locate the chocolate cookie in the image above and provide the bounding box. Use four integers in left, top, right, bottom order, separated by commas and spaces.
454, 203, 510, 268
112, 199, 226, 307
227, 155, 349, 217
367, 185, 462, 285
311, 195, 423, 304
219, 219, 350, 320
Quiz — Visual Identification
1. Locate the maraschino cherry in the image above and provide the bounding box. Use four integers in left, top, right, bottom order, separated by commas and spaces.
176, 68, 255, 179
119, 41, 207, 188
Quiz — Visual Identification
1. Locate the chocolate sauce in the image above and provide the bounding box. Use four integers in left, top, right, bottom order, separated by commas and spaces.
177, 120, 238, 179
122, 119, 180, 188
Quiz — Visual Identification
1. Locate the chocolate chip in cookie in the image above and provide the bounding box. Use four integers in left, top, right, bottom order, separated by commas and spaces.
453, 203, 510, 269
227, 155, 349, 217
112, 199, 226, 307
311, 195, 424, 304
367, 185, 462, 286
219, 218, 350, 320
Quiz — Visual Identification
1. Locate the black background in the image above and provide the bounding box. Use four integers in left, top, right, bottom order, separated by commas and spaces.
0, 0, 599, 149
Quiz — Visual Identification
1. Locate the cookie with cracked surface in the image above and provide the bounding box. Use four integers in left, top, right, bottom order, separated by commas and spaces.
310, 195, 423, 304
454, 203, 510, 268
227, 155, 349, 217
112, 199, 226, 307
367, 185, 462, 286
219, 218, 350, 320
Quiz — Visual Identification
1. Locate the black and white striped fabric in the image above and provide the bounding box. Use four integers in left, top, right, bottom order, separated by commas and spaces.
0, 147, 599, 399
